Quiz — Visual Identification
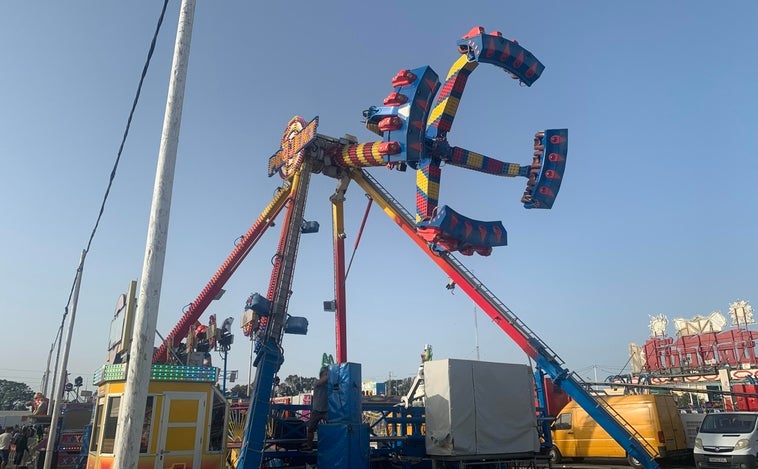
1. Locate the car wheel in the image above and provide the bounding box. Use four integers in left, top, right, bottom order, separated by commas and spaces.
627, 454, 644, 469
548, 446, 562, 464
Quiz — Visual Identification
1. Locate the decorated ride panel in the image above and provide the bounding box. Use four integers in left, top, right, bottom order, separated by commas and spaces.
417, 205, 507, 256
268, 116, 319, 179
522, 129, 568, 209
456, 26, 544, 87
362, 66, 440, 166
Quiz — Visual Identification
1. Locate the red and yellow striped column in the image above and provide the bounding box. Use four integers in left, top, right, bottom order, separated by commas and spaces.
416, 158, 441, 222
426, 55, 479, 137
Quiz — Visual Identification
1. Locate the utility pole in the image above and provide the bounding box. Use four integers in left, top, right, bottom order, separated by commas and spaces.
44, 250, 86, 469
470, 270, 480, 361
49, 322, 64, 416
247, 337, 254, 397
113, 1, 195, 467
473, 303, 480, 360
41, 339, 55, 396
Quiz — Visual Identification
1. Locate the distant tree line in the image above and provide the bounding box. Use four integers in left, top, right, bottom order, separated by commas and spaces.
225, 374, 415, 399
0, 379, 34, 410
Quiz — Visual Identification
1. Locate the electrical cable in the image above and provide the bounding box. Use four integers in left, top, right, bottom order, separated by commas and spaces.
80, 0, 171, 263
46, 0, 171, 383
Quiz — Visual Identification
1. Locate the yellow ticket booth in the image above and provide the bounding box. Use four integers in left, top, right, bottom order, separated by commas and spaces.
86, 363, 227, 469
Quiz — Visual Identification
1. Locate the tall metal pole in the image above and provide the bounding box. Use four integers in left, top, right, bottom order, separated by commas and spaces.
247, 337, 254, 397
49, 323, 64, 414
41, 338, 55, 396
331, 181, 349, 363
44, 250, 86, 469
223, 348, 228, 395
113, 1, 195, 467
473, 303, 480, 360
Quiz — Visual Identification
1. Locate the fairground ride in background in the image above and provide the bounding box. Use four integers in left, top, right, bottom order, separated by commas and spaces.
85, 25, 672, 469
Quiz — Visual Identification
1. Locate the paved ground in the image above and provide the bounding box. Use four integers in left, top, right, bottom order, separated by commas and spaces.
553, 459, 695, 469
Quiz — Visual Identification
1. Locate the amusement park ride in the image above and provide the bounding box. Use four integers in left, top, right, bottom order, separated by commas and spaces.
87, 26, 664, 469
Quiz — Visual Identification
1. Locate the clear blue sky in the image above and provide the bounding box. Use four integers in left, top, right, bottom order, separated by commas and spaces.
1, 2, 756, 393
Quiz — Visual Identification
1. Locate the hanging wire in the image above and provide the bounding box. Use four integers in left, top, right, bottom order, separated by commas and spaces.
47, 0, 171, 385
63, 0, 170, 306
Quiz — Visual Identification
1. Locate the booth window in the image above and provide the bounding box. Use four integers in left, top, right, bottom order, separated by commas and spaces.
208, 389, 225, 452
89, 398, 105, 452
100, 396, 122, 453
141, 396, 155, 453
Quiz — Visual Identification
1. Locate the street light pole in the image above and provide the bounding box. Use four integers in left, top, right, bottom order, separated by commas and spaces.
247, 337, 254, 397
222, 348, 229, 395
473, 303, 480, 360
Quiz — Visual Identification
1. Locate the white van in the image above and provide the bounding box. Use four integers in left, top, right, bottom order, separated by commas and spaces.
694, 412, 758, 469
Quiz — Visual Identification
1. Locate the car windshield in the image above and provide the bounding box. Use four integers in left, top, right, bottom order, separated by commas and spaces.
700, 414, 758, 434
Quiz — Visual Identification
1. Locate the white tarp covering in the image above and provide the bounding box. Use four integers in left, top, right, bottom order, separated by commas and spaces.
424, 359, 540, 456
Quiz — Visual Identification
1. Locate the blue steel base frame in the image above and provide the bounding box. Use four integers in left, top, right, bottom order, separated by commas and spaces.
255, 400, 427, 468
533, 368, 553, 452
238, 340, 284, 468
252, 394, 558, 468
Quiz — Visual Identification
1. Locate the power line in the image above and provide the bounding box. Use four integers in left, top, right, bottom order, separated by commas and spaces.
0, 368, 52, 374
45, 0, 171, 387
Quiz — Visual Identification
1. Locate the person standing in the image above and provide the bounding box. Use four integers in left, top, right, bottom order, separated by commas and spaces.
303, 366, 329, 450
12, 427, 29, 467
0, 427, 13, 469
